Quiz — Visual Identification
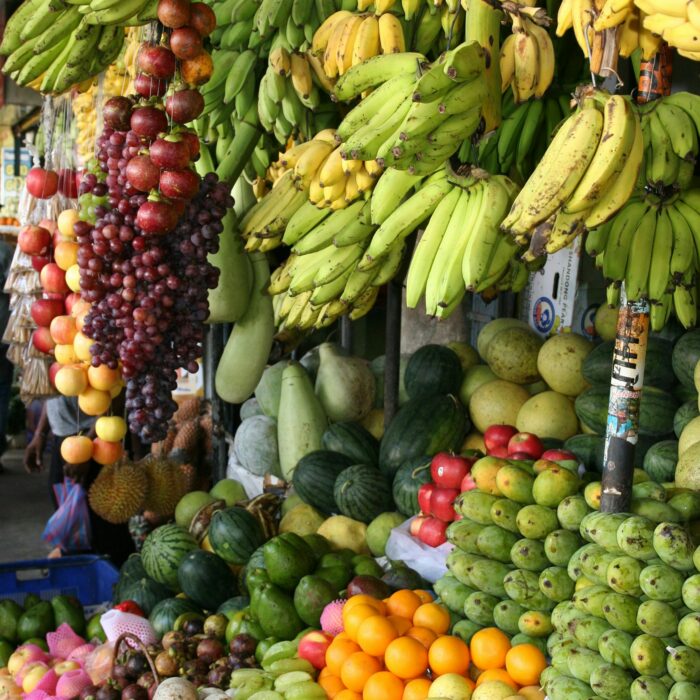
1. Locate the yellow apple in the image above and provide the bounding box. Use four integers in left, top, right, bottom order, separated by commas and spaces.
429, 673, 474, 700
95, 416, 127, 442
57, 209, 79, 239
55, 365, 88, 397
65, 264, 81, 293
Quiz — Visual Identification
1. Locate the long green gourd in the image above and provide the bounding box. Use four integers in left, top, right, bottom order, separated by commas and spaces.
277, 362, 328, 480
207, 210, 252, 323
215, 252, 274, 404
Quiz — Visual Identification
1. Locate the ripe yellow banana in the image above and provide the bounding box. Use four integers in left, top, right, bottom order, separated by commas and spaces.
312, 11, 353, 55
378, 12, 405, 54
290, 53, 312, 99
352, 15, 380, 67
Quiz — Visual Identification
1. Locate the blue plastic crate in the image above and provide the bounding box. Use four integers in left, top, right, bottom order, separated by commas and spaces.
0, 556, 118, 610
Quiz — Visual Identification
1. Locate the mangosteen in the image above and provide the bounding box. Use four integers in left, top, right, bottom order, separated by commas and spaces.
111, 665, 131, 688
154, 651, 179, 677
207, 667, 230, 687
125, 653, 148, 678
136, 673, 155, 690
96, 686, 121, 700
181, 658, 208, 677
80, 684, 99, 700
242, 655, 257, 669
196, 638, 225, 665
161, 630, 184, 650
229, 634, 257, 658
121, 684, 148, 700
182, 618, 204, 636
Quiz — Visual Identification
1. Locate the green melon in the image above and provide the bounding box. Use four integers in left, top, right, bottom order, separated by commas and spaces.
334, 464, 394, 524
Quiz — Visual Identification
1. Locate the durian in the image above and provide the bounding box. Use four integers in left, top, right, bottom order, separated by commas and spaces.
88, 461, 147, 524
142, 457, 188, 517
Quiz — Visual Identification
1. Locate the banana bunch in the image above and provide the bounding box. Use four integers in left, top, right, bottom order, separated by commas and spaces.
636, 0, 700, 60
502, 89, 644, 260
311, 9, 407, 81
0, 0, 131, 94
500, 10, 555, 102
333, 43, 486, 174
477, 89, 572, 182
637, 92, 700, 192
556, 1, 662, 63
72, 0, 158, 26
585, 189, 700, 330
406, 170, 528, 317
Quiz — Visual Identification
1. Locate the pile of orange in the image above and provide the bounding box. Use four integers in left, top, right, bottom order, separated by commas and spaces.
317, 591, 548, 700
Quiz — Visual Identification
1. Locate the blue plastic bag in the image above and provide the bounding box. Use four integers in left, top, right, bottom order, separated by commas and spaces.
42, 478, 92, 552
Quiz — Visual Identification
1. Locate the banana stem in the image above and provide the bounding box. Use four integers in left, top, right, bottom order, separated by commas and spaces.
464, 0, 502, 131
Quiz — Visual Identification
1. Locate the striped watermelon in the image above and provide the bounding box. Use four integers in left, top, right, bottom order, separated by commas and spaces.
334, 464, 393, 523
141, 524, 198, 590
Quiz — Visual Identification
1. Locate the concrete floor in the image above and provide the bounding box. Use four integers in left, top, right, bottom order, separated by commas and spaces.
0, 449, 54, 563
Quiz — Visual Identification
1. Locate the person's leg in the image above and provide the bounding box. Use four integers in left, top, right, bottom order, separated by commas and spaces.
48, 435, 64, 509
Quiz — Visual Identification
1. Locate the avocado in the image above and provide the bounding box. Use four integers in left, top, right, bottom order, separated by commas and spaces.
293, 575, 336, 627
51, 595, 85, 636
0, 600, 23, 642
256, 583, 304, 640
17, 601, 54, 642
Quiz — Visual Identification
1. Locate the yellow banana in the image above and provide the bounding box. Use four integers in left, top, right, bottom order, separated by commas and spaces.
378, 12, 405, 54
352, 15, 381, 67
335, 14, 365, 76
319, 147, 346, 187
526, 19, 554, 98
290, 53, 313, 99
312, 11, 353, 55
500, 33, 516, 93
269, 46, 291, 76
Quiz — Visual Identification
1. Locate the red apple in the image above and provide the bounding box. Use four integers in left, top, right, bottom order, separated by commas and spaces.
64, 293, 81, 315
30, 298, 65, 327
418, 517, 448, 547
431, 452, 472, 489
484, 424, 518, 452
40, 263, 69, 294
417, 483, 435, 515
508, 432, 544, 459
18, 225, 51, 256
509, 452, 534, 461
542, 449, 577, 462
488, 445, 510, 458
430, 487, 459, 522
297, 631, 332, 668
26, 168, 58, 199
48, 362, 61, 387
32, 327, 55, 354
410, 515, 428, 537
31, 255, 50, 272
57, 168, 79, 199
460, 472, 477, 492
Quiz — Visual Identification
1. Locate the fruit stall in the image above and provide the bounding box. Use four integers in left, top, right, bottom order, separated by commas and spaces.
1, 0, 700, 700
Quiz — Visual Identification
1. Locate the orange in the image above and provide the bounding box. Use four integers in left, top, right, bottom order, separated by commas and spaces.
344, 595, 386, 616
336, 691, 362, 700
341, 652, 382, 692
470, 627, 511, 670
413, 589, 433, 604
319, 667, 333, 680
319, 673, 346, 698
475, 668, 518, 690
386, 590, 422, 619
405, 626, 438, 649
357, 615, 398, 657
362, 671, 404, 700
428, 635, 471, 676
384, 636, 429, 680
326, 638, 361, 677
505, 643, 547, 687
402, 677, 431, 700
388, 615, 412, 635
344, 604, 382, 641
412, 602, 451, 635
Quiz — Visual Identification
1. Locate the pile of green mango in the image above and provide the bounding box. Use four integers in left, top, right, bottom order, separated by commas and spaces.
0, 593, 105, 668
430, 454, 700, 700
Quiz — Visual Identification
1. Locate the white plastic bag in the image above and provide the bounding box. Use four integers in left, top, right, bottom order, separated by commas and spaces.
384, 517, 453, 583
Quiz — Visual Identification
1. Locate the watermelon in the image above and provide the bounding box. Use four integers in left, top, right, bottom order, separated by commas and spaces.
392, 456, 432, 516
321, 422, 379, 466
564, 434, 605, 472
233, 415, 281, 476
674, 400, 699, 437
672, 329, 700, 389
209, 507, 266, 565
141, 524, 198, 590
574, 385, 677, 438
643, 440, 678, 483
178, 550, 238, 611
379, 394, 468, 479
217, 596, 250, 618
404, 345, 463, 400
583, 338, 675, 388
292, 450, 355, 514
114, 554, 147, 601
115, 577, 170, 614
149, 598, 201, 638
334, 464, 393, 523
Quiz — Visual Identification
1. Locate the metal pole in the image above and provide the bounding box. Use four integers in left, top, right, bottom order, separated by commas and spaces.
339, 316, 353, 354
384, 280, 402, 428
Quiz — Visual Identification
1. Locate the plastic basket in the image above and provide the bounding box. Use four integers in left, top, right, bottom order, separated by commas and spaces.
0, 555, 118, 613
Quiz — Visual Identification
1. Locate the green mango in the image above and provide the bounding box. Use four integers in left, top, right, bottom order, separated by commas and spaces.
463, 591, 498, 627
433, 575, 474, 615
631, 634, 668, 677
678, 612, 700, 650
668, 682, 700, 700
580, 512, 626, 554
445, 550, 481, 587
653, 523, 695, 572
516, 504, 559, 539
573, 585, 610, 618
476, 525, 518, 563
256, 583, 304, 640
590, 662, 634, 699
683, 574, 700, 612
640, 564, 685, 602
495, 465, 535, 504
352, 557, 383, 578
668, 492, 700, 520
446, 518, 485, 553
633, 481, 668, 502
25, 637, 48, 651
510, 632, 547, 655
0, 600, 23, 642
246, 567, 271, 593
558, 495, 592, 532
566, 646, 607, 683
617, 516, 657, 561
518, 610, 552, 637
314, 565, 352, 592
607, 555, 643, 596
598, 628, 635, 669
547, 631, 573, 655
631, 499, 683, 523
493, 599, 526, 635
568, 547, 586, 581
667, 645, 700, 683
490, 498, 521, 533
573, 616, 613, 651
466, 559, 510, 598
580, 544, 618, 586
546, 674, 594, 700
263, 533, 316, 590
510, 538, 549, 571
637, 600, 679, 637
532, 466, 580, 507
302, 534, 331, 561
17, 601, 54, 642
602, 592, 641, 634
293, 576, 336, 628
545, 529, 583, 567
539, 566, 575, 602
51, 595, 85, 636
454, 491, 499, 524
540, 666, 563, 689
551, 600, 588, 635
451, 618, 480, 644
630, 676, 670, 700
0, 639, 13, 668
86, 613, 106, 642
318, 553, 347, 569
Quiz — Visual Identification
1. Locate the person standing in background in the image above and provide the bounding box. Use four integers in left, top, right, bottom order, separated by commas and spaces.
0, 239, 14, 474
